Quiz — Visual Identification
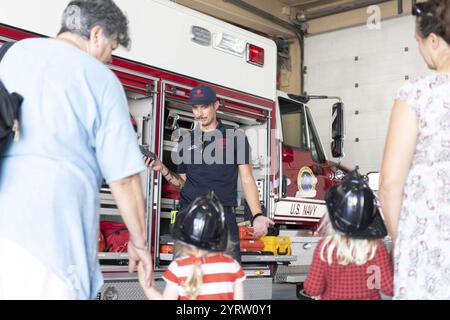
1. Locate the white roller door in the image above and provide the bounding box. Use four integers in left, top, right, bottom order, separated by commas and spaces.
304, 15, 429, 174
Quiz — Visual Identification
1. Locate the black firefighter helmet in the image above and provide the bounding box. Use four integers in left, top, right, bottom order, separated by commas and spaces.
172, 191, 228, 251
325, 169, 387, 239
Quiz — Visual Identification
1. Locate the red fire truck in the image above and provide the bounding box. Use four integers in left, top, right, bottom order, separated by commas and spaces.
0, 0, 347, 299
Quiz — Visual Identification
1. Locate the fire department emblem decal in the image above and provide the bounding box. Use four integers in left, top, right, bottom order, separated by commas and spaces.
295, 166, 317, 198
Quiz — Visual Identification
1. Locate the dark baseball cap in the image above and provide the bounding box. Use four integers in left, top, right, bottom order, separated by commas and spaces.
187, 85, 217, 105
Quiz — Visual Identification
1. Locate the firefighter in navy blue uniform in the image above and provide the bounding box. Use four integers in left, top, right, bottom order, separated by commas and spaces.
145, 85, 274, 263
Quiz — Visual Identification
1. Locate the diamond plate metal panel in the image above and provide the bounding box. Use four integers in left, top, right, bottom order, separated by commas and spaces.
99, 277, 272, 300
99, 279, 153, 300
274, 265, 310, 283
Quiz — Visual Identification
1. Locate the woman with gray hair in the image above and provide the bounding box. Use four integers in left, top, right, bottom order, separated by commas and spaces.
379, 0, 450, 299
0, 0, 152, 299
57, 0, 130, 63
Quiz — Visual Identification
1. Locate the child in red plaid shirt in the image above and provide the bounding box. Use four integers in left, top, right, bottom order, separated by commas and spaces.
304, 170, 394, 300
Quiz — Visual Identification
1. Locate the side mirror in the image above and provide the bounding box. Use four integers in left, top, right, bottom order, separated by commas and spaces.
366, 171, 380, 192
331, 139, 344, 158
331, 102, 344, 158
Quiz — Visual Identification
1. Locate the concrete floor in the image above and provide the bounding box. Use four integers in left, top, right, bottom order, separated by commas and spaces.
271, 283, 301, 300
270, 283, 393, 300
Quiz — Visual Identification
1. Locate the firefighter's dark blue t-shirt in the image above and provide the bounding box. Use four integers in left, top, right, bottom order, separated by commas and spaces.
176, 121, 252, 208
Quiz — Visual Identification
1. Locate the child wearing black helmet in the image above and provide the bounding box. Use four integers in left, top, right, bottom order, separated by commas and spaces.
304, 170, 393, 300
137, 191, 246, 300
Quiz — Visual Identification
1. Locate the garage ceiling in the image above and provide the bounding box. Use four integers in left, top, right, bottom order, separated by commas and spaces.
176, 0, 400, 38
278, 0, 354, 11
278, 0, 396, 20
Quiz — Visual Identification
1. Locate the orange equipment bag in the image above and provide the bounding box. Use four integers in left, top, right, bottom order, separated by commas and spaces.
238, 226, 258, 240
240, 239, 264, 252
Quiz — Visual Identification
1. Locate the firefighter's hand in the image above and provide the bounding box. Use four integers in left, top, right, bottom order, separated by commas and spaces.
144, 156, 163, 172
128, 240, 153, 288
252, 216, 275, 237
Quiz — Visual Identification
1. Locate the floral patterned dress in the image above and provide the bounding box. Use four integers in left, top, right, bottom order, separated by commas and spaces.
394, 72, 450, 299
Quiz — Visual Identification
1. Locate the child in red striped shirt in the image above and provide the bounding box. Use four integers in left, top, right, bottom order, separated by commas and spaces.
138, 192, 245, 300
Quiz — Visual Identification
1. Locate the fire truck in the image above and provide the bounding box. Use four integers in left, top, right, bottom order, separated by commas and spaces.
0, 0, 347, 299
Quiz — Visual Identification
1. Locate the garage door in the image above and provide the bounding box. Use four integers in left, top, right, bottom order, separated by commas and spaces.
304, 15, 429, 174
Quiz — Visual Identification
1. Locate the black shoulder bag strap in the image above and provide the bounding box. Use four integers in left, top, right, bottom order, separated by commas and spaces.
0, 42, 14, 62
0, 41, 22, 142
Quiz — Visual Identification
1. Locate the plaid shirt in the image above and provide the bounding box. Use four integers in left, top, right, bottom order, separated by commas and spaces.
304, 239, 393, 300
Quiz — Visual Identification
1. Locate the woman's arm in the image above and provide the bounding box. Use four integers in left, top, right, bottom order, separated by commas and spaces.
379, 99, 418, 245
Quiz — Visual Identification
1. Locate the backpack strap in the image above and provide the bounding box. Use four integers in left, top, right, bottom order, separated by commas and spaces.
0, 41, 21, 141
0, 42, 14, 92
0, 42, 14, 63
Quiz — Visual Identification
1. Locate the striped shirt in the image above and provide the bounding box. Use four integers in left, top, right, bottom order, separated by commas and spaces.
163, 253, 246, 300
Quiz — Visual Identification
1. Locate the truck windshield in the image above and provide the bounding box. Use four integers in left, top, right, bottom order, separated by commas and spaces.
279, 97, 308, 150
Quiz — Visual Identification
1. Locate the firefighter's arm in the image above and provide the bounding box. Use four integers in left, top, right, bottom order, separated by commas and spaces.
162, 168, 186, 190
239, 164, 274, 237
379, 99, 418, 245
109, 173, 152, 285
145, 157, 186, 190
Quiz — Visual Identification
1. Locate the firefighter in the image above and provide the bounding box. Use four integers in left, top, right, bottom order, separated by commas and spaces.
145, 85, 274, 263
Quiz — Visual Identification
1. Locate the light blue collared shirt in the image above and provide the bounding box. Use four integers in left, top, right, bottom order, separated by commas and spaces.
0, 38, 145, 299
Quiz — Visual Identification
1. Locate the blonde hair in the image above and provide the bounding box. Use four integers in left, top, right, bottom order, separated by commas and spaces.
318, 214, 379, 266
175, 243, 209, 300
